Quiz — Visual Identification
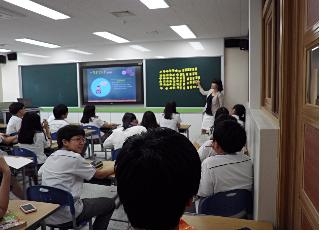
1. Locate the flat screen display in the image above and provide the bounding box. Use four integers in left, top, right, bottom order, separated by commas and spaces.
80, 63, 144, 105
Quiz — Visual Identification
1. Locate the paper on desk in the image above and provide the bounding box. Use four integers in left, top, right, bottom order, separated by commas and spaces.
3, 156, 33, 169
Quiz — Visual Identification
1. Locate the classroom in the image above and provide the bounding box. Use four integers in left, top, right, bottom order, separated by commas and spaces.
0, 0, 319, 230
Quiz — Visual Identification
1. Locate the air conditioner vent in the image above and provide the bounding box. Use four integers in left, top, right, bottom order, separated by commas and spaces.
110, 10, 135, 18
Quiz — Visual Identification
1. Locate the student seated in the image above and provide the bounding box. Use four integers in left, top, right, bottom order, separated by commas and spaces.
48, 104, 69, 134
6, 102, 26, 135
17, 112, 51, 165
80, 104, 116, 141
38, 125, 115, 229
159, 101, 181, 132
231, 104, 246, 127
140, 111, 159, 130
115, 128, 201, 229
196, 120, 253, 211
198, 114, 237, 162
0, 156, 10, 218
103, 112, 146, 151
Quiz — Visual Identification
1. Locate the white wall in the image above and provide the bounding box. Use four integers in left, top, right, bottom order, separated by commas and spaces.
224, 48, 249, 109
0, 60, 19, 102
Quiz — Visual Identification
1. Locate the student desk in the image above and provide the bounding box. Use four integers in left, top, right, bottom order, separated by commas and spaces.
0, 123, 6, 132
7, 200, 59, 230
179, 124, 191, 139
182, 214, 273, 230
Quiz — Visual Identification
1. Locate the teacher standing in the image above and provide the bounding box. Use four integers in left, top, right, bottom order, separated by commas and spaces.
196, 79, 224, 134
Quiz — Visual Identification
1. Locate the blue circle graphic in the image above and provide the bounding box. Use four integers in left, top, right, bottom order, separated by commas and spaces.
90, 78, 111, 97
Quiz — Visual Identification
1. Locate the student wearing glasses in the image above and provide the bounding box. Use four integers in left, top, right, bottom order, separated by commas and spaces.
38, 125, 115, 229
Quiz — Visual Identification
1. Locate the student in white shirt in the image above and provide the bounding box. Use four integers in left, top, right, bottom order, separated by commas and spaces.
38, 125, 115, 229
196, 120, 253, 212
6, 102, 25, 135
104, 112, 147, 151
48, 104, 69, 134
159, 101, 181, 132
80, 104, 116, 141
18, 112, 51, 165
231, 104, 246, 127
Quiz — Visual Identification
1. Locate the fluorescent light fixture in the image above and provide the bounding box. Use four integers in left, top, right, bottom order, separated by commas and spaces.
155, 56, 165, 58
170, 25, 196, 39
67, 49, 92, 55
139, 0, 169, 9
189, 42, 204, 50
0, 49, 11, 53
21, 53, 49, 58
2, 0, 70, 20
129, 45, 150, 52
15, 38, 60, 48
93, 32, 129, 43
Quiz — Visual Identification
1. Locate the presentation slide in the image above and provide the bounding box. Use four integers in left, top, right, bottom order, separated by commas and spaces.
85, 67, 137, 102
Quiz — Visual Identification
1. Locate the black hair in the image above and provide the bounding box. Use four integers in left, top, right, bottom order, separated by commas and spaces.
163, 102, 174, 120
214, 107, 229, 119
213, 120, 246, 154
116, 128, 201, 229
80, 104, 96, 124
53, 104, 68, 120
232, 104, 246, 123
141, 111, 159, 130
56, 125, 85, 149
213, 80, 223, 92
9, 102, 24, 115
122, 112, 137, 130
18, 112, 43, 144
171, 101, 179, 114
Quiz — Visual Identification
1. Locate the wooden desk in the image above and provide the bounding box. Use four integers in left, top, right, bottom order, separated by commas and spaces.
182, 215, 273, 230
8, 200, 59, 230
179, 124, 191, 139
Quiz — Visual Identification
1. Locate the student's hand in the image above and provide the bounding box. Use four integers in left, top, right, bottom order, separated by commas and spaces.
42, 119, 49, 128
195, 80, 201, 86
0, 156, 10, 175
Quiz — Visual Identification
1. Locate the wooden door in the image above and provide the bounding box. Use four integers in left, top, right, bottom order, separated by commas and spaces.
294, 0, 319, 229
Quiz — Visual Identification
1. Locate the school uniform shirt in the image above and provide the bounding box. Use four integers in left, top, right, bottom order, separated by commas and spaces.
159, 113, 182, 132
81, 117, 105, 139
232, 114, 244, 127
197, 153, 253, 198
18, 132, 50, 164
198, 140, 215, 162
6, 115, 22, 135
38, 149, 96, 225
47, 114, 55, 123
49, 119, 69, 134
103, 125, 147, 150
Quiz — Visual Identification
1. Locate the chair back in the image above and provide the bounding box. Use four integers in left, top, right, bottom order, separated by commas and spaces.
27, 185, 76, 226
111, 148, 121, 161
12, 147, 38, 164
82, 125, 101, 136
198, 189, 253, 218
51, 132, 58, 140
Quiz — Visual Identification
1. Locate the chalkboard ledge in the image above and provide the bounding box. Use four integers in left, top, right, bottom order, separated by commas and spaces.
40, 107, 204, 113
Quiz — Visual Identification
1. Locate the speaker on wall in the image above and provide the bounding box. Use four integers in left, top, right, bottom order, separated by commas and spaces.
7, 52, 17, 61
224, 38, 249, 51
0, 55, 6, 64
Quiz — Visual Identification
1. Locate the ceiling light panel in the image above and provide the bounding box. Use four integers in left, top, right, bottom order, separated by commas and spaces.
189, 42, 204, 50
0, 49, 11, 52
129, 45, 150, 52
2, 0, 70, 20
21, 53, 49, 58
67, 49, 92, 55
170, 25, 196, 39
15, 38, 60, 48
93, 32, 129, 43
139, 0, 169, 9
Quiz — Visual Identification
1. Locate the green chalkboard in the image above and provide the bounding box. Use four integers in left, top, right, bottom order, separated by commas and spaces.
146, 57, 221, 107
21, 63, 78, 106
